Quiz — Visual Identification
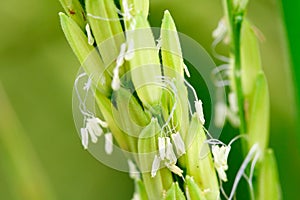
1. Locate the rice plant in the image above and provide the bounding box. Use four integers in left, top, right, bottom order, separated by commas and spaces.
59, 0, 281, 199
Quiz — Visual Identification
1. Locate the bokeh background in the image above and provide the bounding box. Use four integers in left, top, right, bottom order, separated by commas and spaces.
0, 0, 299, 199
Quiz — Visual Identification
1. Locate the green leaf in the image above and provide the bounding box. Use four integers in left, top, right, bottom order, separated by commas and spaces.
135, 180, 149, 200
164, 182, 185, 200
59, 0, 86, 30
161, 10, 184, 78
256, 149, 282, 200
127, 14, 162, 108
185, 115, 219, 200
160, 10, 190, 140
185, 176, 207, 200
95, 90, 130, 151
120, 0, 149, 29
247, 72, 270, 153
164, 183, 176, 200
59, 12, 111, 95
138, 119, 173, 199
86, 0, 125, 68
241, 19, 262, 97
114, 88, 150, 138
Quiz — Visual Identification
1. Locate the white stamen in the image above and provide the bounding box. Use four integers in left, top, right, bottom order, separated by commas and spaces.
112, 72, 120, 90
86, 118, 104, 137
128, 160, 140, 180
228, 92, 238, 113
171, 132, 186, 156
122, 0, 133, 21
183, 64, 191, 77
112, 43, 127, 91
195, 100, 205, 125
215, 102, 227, 127
165, 137, 177, 164
125, 39, 134, 60
85, 23, 94, 46
151, 155, 161, 178
211, 19, 230, 62
158, 137, 166, 160
80, 128, 89, 149
212, 145, 231, 182
93, 117, 108, 128
104, 132, 113, 155
226, 108, 240, 127
86, 124, 100, 143
166, 163, 183, 177
117, 43, 127, 67
212, 19, 227, 39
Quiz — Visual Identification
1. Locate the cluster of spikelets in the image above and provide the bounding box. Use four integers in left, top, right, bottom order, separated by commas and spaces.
59, 0, 281, 199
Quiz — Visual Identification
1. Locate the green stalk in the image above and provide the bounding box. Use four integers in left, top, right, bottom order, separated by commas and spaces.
232, 14, 247, 135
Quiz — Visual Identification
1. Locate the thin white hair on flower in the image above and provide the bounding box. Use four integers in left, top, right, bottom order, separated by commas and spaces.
211, 64, 231, 88
74, 72, 111, 150
104, 132, 113, 155
87, 4, 124, 22
125, 39, 135, 60
118, 0, 137, 30
83, 74, 93, 91
87, 13, 122, 22
183, 78, 208, 124
228, 143, 260, 200
211, 18, 230, 63
85, 23, 94, 46
119, 0, 133, 21
183, 78, 201, 117
204, 134, 248, 184
242, 148, 260, 199
86, 0, 135, 29
183, 63, 191, 78
155, 76, 178, 134
74, 72, 95, 119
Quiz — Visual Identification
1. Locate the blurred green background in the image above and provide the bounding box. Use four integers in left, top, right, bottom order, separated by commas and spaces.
0, 0, 299, 199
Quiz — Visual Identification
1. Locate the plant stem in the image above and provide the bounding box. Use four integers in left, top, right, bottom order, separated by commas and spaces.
232, 14, 247, 136
226, 0, 247, 150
